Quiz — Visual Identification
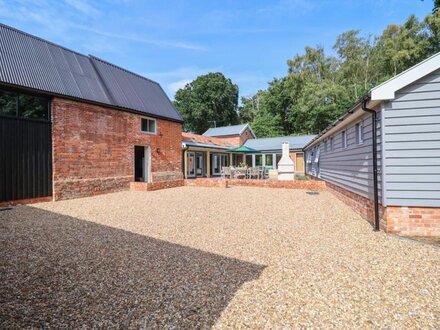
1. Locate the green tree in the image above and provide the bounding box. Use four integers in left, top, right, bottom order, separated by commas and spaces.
238, 93, 261, 123
173, 72, 239, 134
426, 11, 440, 53
377, 15, 430, 76
251, 107, 283, 138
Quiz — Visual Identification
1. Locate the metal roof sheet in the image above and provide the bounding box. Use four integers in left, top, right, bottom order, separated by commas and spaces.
0, 23, 182, 122
244, 135, 316, 151
89, 56, 182, 121
203, 123, 250, 137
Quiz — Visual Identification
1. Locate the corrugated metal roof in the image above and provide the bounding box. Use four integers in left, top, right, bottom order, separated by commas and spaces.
244, 135, 316, 151
89, 56, 182, 121
0, 23, 183, 122
203, 123, 251, 137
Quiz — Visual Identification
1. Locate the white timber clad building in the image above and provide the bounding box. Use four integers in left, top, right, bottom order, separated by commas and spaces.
304, 52, 440, 236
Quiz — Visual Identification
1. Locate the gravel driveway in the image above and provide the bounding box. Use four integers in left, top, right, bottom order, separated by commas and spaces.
1, 187, 439, 328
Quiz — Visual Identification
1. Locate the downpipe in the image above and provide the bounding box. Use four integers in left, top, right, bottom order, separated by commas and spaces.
362, 97, 380, 232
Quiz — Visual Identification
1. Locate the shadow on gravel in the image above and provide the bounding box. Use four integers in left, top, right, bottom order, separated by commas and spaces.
0, 206, 265, 329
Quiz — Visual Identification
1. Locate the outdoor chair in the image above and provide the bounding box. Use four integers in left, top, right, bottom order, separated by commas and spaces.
221, 166, 232, 179
233, 168, 247, 179
248, 167, 259, 179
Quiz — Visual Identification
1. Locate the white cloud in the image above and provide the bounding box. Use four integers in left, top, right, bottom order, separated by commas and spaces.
168, 79, 192, 95
69, 23, 207, 51
64, 0, 100, 17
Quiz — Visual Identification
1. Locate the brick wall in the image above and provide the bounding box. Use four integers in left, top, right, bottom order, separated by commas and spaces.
211, 127, 255, 146
184, 178, 326, 190
130, 180, 184, 191
326, 182, 387, 230
52, 98, 182, 200
327, 182, 440, 236
384, 206, 440, 237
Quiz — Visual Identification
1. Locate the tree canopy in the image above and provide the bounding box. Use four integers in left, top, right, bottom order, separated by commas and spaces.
173, 72, 239, 134
173, 10, 440, 138
239, 11, 440, 137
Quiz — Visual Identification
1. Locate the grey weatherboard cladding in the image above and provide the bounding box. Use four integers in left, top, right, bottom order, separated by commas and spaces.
305, 110, 382, 201
381, 68, 440, 207
0, 23, 182, 122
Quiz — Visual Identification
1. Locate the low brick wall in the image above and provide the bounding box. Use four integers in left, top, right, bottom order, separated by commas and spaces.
227, 179, 326, 190
327, 182, 440, 237
184, 178, 229, 188
384, 206, 440, 237
326, 182, 387, 230
184, 178, 326, 190
54, 176, 132, 201
130, 180, 184, 192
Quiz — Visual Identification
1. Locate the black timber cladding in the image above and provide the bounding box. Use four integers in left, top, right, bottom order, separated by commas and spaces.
0, 116, 52, 202
0, 23, 183, 122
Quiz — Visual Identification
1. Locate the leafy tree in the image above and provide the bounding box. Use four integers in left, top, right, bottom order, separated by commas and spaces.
250, 107, 283, 138
425, 11, 440, 53
173, 72, 239, 134
238, 93, 261, 123
256, 78, 292, 135
377, 15, 430, 76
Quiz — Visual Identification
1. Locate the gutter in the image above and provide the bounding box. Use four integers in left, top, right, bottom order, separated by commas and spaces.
362, 96, 380, 232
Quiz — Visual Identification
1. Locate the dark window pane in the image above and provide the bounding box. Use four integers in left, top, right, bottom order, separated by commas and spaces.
141, 118, 148, 131
141, 118, 156, 133
265, 154, 273, 166
148, 119, 156, 133
18, 94, 49, 120
246, 155, 253, 167
0, 90, 18, 117
255, 154, 263, 166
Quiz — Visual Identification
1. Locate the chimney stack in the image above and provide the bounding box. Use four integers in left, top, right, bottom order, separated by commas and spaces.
277, 142, 295, 180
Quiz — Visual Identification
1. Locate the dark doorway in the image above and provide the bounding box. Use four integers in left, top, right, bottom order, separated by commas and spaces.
134, 146, 149, 182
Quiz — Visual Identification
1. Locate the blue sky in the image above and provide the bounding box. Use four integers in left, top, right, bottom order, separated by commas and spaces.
0, 0, 434, 99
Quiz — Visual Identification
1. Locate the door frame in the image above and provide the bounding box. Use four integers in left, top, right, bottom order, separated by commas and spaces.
187, 151, 196, 178
134, 145, 151, 182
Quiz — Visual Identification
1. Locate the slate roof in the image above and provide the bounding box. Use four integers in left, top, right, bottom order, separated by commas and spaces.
203, 123, 254, 137
244, 135, 316, 151
182, 132, 237, 149
0, 23, 183, 122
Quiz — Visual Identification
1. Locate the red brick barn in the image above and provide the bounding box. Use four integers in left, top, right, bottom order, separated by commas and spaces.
0, 24, 183, 203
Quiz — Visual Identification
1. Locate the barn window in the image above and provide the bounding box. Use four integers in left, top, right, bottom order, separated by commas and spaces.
141, 117, 156, 134
18, 94, 50, 120
0, 89, 49, 121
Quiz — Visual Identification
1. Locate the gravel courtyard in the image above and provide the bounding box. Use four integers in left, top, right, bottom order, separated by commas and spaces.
1, 187, 439, 329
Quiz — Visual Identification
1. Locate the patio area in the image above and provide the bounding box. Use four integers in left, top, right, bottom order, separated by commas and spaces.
1, 187, 439, 328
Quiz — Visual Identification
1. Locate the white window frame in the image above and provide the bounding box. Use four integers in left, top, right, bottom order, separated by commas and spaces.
141, 117, 157, 134
356, 121, 364, 145
342, 130, 347, 149
314, 147, 320, 162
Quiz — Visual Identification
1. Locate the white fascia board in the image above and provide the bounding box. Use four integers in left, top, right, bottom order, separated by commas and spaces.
371, 52, 440, 101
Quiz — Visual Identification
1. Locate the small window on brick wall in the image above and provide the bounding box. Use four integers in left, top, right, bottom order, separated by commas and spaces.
141, 117, 156, 134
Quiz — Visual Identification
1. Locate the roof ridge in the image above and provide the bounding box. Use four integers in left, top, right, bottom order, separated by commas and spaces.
89, 55, 160, 86
252, 134, 316, 141
0, 23, 88, 58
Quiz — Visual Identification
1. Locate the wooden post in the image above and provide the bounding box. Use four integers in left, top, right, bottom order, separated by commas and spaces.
183, 149, 188, 179
206, 151, 211, 178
